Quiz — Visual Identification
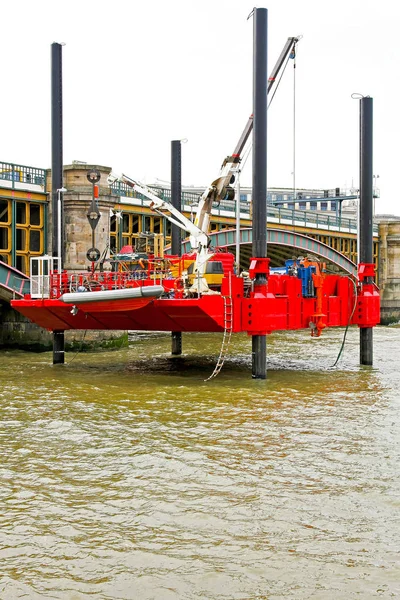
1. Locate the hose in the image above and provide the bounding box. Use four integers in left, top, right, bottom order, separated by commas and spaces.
332, 276, 358, 367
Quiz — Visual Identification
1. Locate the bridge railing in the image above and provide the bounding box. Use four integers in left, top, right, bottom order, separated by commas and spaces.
266, 206, 359, 232
0, 166, 378, 235
0, 161, 47, 189
112, 184, 378, 235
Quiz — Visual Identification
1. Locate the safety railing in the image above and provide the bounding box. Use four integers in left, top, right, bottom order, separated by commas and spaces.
265, 206, 371, 232
45, 256, 184, 299
111, 182, 378, 235
30, 256, 60, 298
0, 161, 46, 189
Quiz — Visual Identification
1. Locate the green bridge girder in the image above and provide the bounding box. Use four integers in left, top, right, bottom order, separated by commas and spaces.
1, 228, 358, 301
0, 261, 30, 302
182, 228, 358, 276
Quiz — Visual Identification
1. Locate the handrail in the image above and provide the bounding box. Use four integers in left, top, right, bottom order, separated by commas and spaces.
0, 161, 46, 189
110, 183, 378, 235
0, 162, 378, 234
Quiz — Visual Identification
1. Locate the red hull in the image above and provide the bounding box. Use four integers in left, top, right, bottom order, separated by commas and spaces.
11, 274, 380, 334
11, 295, 226, 332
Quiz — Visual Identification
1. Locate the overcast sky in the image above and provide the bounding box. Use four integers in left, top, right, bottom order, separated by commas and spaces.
1, 0, 398, 214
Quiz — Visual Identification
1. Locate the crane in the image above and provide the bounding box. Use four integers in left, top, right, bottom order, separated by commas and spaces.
194, 36, 300, 238
108, 36, 300, 294
107, 172, 214, 293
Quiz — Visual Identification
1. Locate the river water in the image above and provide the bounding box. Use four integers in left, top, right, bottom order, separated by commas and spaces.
0, 325, 399, 599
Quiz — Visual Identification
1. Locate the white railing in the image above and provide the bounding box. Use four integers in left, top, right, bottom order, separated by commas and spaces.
30, 256, 60, 299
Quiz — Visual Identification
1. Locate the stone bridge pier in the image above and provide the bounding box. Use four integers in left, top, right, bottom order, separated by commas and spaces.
51, 163, 114, 270
379, 221, 400, 324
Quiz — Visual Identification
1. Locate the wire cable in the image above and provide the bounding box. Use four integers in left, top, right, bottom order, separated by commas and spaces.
267, 53, 292, 109
292, 44, 296, 200
67, 330, 88, 364
332, 276, 358, 367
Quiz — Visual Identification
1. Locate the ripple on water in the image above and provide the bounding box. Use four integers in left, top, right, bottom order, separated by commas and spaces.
0, 327, 399, 598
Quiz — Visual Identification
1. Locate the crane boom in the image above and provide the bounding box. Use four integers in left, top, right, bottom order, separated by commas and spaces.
108, 172, 213, 293
107, 171, 208, 248
107, 36, 300, 295
194, 36, 300, 238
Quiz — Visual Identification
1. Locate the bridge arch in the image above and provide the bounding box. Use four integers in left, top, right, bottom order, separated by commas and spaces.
182, 228, 357, 276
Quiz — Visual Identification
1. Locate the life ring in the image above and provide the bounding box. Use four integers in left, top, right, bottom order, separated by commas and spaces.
174, 277, 183, 290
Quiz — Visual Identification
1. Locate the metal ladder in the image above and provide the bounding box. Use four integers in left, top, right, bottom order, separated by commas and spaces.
204, 294, 233, 381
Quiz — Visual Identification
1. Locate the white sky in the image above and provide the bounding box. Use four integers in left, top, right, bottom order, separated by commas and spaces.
1, 0, 399, 214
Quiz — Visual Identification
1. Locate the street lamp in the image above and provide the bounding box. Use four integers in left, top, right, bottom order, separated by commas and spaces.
56, 187, 67, 269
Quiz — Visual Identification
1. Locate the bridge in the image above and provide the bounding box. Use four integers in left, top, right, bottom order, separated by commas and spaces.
0, 261, 30, 302
0, 161, 394, 325
0, 160, 377, 299
181, 228, 358, 276
116, 184, 378, 274
0, 225, 359, 302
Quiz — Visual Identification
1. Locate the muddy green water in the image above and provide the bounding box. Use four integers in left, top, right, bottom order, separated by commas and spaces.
0, 326, 399, 599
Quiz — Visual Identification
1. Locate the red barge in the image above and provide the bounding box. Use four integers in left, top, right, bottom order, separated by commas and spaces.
11, 251, 380, 338
10, 18, 380, 377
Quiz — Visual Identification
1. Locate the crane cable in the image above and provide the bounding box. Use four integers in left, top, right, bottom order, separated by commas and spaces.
267, 51, 293, 109
67, 330, 88, 364
292, 42, 296, 200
